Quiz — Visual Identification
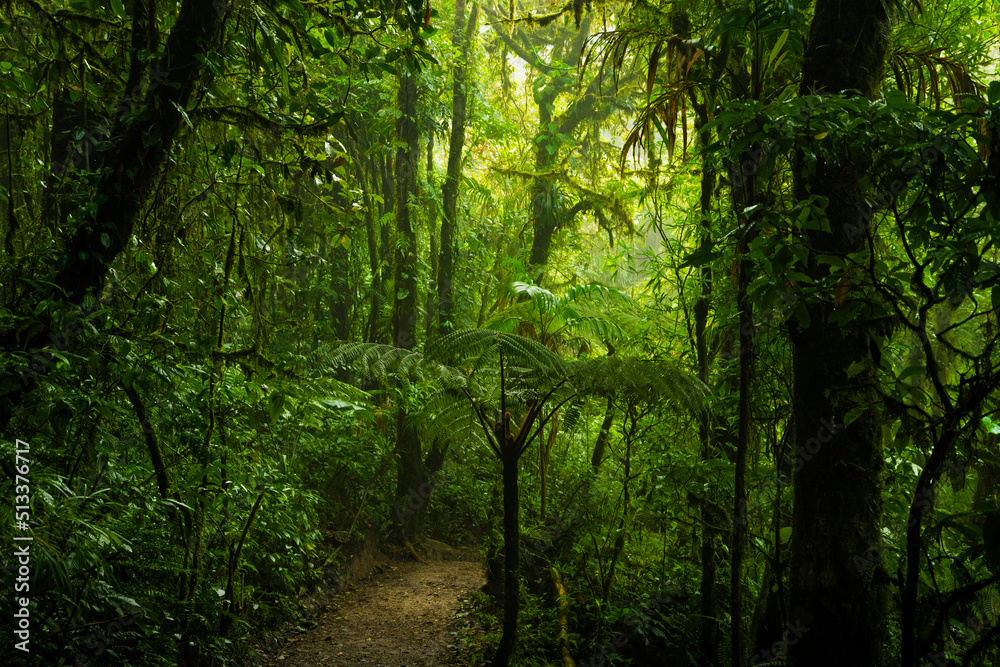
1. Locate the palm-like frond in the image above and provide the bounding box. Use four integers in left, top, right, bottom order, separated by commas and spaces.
484, 281, 640, 349
428, 329, 569, 386
421, 387, 486, 451
584, 0, 805, 173
620, 79, 697, 169
584, 26, 700, 170
568, 356, 708, 414
320, 332, 707, 452
888, 47, 983, 109
323, 342, 465, 389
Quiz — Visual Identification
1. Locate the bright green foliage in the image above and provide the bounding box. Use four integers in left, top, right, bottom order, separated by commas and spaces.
3, 0, 1000, 665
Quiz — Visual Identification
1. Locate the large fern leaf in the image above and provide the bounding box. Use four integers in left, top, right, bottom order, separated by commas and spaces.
323, 342, 465, 390
567, 356, 707, 414
428, 329, 569, 385
483, 281, 641, 356
318, 333, 707, 452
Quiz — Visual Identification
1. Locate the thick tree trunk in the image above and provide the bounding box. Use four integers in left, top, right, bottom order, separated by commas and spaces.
360, 151, 384, 344
53, 1, 224, 306
391, 61, 423, 542
528, 83, 561, 278
367, 152, 396, 345
731, 232, 753, 667
789, 323, 886, 667
330, 237, 351, 340
788, 2, 890, 665
482, 6, 597, 282
439, 0, 478, 335
0, 0, 226, 428
729, 117, 761, 665
394, 409, 425, 540
390, 87, 417, 352
526, 75, 602, 278
390, 64, 418, 327
1, 109, 19, 255
695, 207, 720, 667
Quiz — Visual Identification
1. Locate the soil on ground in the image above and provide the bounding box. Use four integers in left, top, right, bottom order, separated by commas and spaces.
263, 559, 484, 666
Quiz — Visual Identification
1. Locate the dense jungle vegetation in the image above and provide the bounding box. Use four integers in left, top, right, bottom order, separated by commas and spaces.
3, 0, 1000, 665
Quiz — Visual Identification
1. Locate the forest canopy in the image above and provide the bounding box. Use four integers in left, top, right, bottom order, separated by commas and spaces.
2, 0, 1000, 666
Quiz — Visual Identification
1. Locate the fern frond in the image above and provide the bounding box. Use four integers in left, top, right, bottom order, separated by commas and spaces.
322, 342, 465, 389
485, 281, 640, 348
324, 342, 423, 383
567, 356, 707, 414
422, 388, 488, 452
298, 375, 372, 406
888, 46, 985, 110
561, 396, 587, 433
428, 330, 569, 386
564, 316, 629, 344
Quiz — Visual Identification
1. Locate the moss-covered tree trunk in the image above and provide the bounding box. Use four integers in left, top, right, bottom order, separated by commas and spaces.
590, 395, 615, 473
439, 0, 478, 335
330, 237, 352, 341
391, 60, 423, 542
788, 1, 890, 665
0, 0, 226, 428
483, 7, 600, 283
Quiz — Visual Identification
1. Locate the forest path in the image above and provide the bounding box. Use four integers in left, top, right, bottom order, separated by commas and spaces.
264, 559, 484, 666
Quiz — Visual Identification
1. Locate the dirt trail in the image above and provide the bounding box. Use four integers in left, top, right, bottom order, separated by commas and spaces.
265, 559, 484, 666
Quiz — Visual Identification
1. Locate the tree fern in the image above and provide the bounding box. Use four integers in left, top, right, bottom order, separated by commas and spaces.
321, 332, 706, 429
314, 329, 707, 667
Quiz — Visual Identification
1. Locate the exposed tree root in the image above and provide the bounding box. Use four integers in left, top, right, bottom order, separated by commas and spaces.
404, 538, 428, 564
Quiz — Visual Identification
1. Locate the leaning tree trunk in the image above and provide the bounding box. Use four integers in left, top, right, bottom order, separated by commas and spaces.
590, 395, 615, 473
788, 1, 890, 665
0, 0, 226, 429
